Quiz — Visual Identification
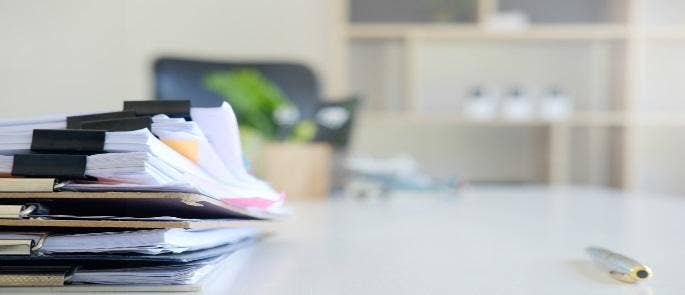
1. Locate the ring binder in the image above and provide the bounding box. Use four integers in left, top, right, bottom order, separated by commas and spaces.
30, 129, 105, 153
124, 100, 191, 119
0, 205, 27, 219
0, 238, 33, 256
19, 205, 37, 219
0, 230, 47, 256
80, 117, 152, 132
0, 204, 49, 220
11, 154, 87, 178
0, 178, 58, 192
0, 232, 47, 255
0, 204, 39, 219
66, 111, 136, 129
31, 233, 48, 253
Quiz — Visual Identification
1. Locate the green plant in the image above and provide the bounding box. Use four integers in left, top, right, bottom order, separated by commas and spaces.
204, 68, 291, 139
290, 120, 317, 143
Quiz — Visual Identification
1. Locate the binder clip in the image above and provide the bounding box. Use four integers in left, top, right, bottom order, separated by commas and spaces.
11, 154, 88, 179
124, 100, 191, 120
31, 129, 106, 153
66, 111, 136, 129
79, 116, 152, 132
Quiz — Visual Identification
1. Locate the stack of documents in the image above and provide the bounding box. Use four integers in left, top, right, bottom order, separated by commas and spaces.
0, 100, 286, 290
0, 101, 283, 212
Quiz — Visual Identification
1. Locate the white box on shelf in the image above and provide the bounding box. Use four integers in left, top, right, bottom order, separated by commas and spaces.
539, 87, 573, 120
501, 87, 534, 120
463, 87, 498, 120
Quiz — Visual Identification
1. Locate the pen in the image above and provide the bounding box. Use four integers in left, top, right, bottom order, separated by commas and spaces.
586, 247, 652, 283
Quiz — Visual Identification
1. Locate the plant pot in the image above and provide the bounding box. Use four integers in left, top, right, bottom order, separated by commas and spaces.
257, 142, 332, 199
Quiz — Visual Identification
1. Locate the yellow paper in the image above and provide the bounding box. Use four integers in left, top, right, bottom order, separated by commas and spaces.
162, 139, 200, 163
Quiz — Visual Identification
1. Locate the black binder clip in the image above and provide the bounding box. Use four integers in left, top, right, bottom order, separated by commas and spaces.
66, 111, 136, 129
11, 154, 87, 179
124, 100, 191, 120
80, 116, 152, 132
31, 129, 105, 154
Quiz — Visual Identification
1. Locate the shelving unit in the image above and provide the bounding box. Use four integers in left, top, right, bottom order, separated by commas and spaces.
359, 111, 628, 127
343, 0, 685, 192
348, 24, 629, 40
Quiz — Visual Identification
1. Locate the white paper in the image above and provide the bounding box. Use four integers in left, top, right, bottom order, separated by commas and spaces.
0, 227, 259, 255
191, 102, 278, 194
69, 254, 228, 285
151, 114, 277, 198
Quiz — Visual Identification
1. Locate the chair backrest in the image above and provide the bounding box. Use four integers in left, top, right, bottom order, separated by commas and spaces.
154, 57, 321, 118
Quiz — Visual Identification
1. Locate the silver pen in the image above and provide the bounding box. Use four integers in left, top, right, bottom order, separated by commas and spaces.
586, 247, 652, 283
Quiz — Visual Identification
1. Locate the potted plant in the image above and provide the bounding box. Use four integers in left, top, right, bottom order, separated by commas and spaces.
204, 68, 331, 198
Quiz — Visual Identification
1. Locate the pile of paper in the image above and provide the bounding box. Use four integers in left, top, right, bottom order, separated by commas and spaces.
0, 227, 259, 285
0, 102, 283, 212
0, 100, 286, 290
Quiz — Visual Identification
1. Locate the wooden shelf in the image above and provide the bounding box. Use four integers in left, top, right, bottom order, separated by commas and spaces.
348, 24, 629, 41
360, 111, 685, 127
359, 111, 628, 127
343, 0, 685, 191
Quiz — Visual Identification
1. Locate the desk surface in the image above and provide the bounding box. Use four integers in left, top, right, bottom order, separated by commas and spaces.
14, 186, 684, 294
217, 186, 684, 294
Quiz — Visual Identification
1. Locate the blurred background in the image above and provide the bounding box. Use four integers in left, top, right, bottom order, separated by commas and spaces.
1, 0, 684, 197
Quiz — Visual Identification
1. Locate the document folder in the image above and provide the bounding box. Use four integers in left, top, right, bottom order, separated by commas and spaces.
0, 245, 252, 290
0, 240, 32, 256
0, 243, 252, 288
0, 205, 30, 219
0, 191, 280, 228
0, 235, 255, 264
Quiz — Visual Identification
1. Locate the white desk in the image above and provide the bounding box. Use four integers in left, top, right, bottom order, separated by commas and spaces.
15, 186, 685, 294
213, 186, 684, 294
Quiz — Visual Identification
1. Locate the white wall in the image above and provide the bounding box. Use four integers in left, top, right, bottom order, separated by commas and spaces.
0, 0, 344, 117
